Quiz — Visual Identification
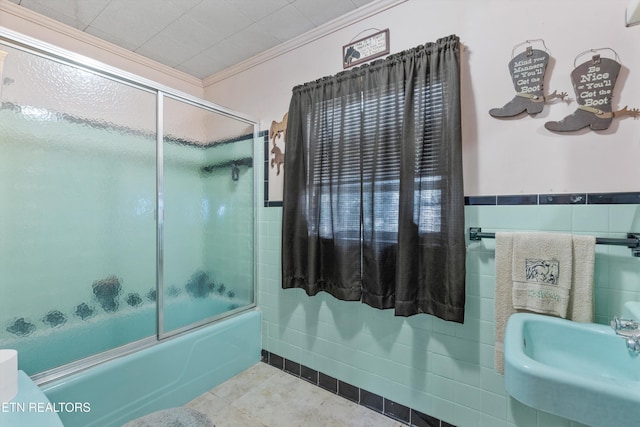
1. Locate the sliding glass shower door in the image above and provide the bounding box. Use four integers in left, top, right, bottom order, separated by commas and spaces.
0, 42, 158, 374
160, 95, 255, 336
0, 34, 256, 377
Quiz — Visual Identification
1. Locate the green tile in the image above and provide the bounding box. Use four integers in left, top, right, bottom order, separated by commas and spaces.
466, 251, 491, 275
403, 387, 433, 418
465, 205, 480, 226
463, 295, 481, 319
478, 274, 496, 299
490, 205, 540, 230
478, 320, 495, 346
455, 360, 481, 388
470, 206, 502, 230
466, 273, 482, 296
454, 403, 482, 427
431, 373, 455, 400
507, 397, 537, 425
480, 366, 507, 396
609, 205, 640, 233
536, 205, 573, 231
455, 317, 480, 342
456, 383, 481, 410
572, 205, 609, 232
431, 352, 456, 379
480, 413, 508, 427
481, 391, 507, 420
431, 396, 457, 425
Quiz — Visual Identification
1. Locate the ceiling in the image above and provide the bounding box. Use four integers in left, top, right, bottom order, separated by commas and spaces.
8, 0, 376, 80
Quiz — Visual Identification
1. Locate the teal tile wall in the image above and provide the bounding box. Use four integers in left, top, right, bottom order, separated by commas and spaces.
466, 204, 640, 325
256, 160, 640, 426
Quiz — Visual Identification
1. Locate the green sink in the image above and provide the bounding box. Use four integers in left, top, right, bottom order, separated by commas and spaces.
504, 313, 640, 427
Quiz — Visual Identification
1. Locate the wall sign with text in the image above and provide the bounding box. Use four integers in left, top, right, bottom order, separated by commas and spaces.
342, 29, 390, 69
545, 52, 639, 132
490, 42, 639, 132
490, 42, 567, 119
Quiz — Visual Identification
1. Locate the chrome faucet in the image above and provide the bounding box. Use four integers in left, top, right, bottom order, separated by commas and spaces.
611, 317, 640, 353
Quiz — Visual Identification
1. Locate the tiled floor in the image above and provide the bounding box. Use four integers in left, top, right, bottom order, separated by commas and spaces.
186, 362, 407, 427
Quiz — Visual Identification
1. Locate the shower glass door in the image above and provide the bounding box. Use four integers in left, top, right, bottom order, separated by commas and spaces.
0, 42, 157, 374
0, 34, 256, 377
160, 95, 255, 336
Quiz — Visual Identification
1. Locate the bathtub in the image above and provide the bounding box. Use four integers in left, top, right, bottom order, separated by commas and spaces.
3, 293, 251, 376
39, 309, 261, 427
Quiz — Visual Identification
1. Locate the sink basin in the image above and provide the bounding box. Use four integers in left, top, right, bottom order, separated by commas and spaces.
504, 313, 640, 427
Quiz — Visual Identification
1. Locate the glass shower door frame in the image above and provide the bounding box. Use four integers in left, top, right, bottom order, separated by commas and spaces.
0, 27, 258, 383
156, 91, 258, 340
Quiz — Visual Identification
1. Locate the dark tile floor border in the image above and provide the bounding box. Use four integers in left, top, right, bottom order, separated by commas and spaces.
465, 191, 640, 206
262, 349, 456, 427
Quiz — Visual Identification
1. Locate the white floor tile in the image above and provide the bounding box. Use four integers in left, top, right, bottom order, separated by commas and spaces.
185, 363, 406, 427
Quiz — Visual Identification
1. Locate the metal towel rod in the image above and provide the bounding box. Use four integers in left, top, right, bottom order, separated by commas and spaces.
468, 227, 640, 257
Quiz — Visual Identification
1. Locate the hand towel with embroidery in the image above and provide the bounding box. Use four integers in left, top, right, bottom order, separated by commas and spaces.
511, 232, 573, 318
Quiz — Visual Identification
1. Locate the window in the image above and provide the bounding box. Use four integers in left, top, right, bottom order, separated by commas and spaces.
282, 35, 465, 323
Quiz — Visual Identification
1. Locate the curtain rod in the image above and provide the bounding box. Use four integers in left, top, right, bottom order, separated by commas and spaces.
468, 227, 640, 257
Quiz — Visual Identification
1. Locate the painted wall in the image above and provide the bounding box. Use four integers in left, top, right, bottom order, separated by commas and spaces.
204, 1, 640, 426
205, 0, 640, 196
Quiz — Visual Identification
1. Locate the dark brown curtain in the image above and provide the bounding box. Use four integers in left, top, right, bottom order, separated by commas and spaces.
282, 35, 465, 323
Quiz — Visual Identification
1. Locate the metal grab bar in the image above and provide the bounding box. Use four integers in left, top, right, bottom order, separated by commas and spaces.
468, 227, 640, 257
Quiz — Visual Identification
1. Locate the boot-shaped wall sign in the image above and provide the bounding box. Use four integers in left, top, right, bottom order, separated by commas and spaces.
545, 50, 639, 132
490, 41, 567, 118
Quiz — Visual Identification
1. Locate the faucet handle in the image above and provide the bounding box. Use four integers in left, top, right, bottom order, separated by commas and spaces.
627, 337, 640, 353
611, 317, 640, 331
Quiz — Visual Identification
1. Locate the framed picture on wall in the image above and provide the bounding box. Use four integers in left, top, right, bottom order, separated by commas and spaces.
342, 29, 390, 69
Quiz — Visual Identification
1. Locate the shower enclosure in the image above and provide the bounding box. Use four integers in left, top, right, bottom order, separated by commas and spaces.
0, 31, 257, 380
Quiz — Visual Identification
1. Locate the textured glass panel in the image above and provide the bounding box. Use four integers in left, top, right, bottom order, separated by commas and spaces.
0, 43, 156, 375
162, 96, 254, 334
0, 44, 155, 135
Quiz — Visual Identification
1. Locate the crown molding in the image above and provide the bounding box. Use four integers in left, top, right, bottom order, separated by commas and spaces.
0, 0, 407, 90
0, 0, 203, 88
202, 0, 408, 87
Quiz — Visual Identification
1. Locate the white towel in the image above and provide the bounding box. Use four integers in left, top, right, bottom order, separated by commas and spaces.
494, 232, 514, 375
567, 235, 596, 323
494, 232, 595, 374
512, 232, 573, 317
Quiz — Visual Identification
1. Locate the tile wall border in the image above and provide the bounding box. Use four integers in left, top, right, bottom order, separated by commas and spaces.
261, 350, 456, 427
465, 192, 640, 206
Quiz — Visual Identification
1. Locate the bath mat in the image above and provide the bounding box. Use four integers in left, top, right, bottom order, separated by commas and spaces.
122, 407, 213, 427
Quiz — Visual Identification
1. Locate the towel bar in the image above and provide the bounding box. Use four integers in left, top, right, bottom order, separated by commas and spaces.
468, 227, 640, 257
